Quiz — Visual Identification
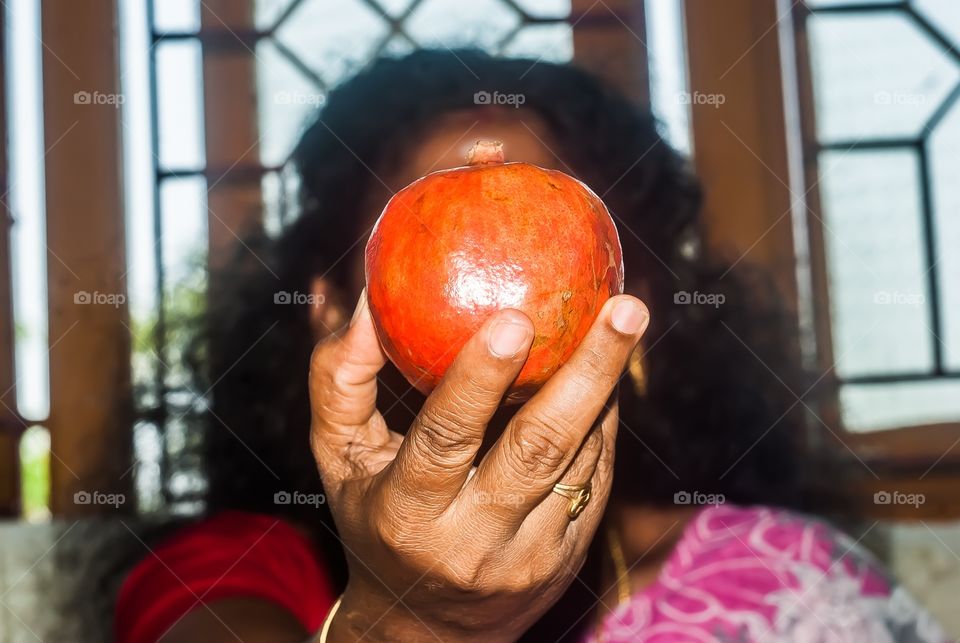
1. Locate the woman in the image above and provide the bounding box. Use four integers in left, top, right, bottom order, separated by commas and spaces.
112, 50, 946, 641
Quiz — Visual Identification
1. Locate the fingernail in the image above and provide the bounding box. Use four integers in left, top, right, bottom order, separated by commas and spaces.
611, 299, 647, 335
489, 318, 531, 358
350, 289, 368, 327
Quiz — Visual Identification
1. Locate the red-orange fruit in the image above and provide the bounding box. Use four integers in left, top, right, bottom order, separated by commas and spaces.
365, 140, 624, 403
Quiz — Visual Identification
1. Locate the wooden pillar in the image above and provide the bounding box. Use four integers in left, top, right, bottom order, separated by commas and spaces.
41, 0, 132, 516
0, 5, 20, 517
200, 0, 262, 270
571, 0, 650, 106
683, 0, 802, 316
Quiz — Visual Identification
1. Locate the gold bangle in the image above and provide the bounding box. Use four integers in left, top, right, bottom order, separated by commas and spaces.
316, 596, 343, 643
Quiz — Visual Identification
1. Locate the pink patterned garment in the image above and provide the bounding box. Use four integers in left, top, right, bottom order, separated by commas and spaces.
592, 504, 948, 643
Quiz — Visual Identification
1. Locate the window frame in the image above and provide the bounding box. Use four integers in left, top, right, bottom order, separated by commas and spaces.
681, 0, 960, 518
794, 0, 960, 516
39, 0, 133, 516
795, 1, 960, 458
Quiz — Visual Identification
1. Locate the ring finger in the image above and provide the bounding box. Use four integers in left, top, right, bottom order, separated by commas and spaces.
538, 421, 604, 537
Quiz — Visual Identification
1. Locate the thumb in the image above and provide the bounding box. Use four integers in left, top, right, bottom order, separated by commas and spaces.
309, 290, 388, 457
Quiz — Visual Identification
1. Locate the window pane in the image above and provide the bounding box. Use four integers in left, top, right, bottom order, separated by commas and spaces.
407, 0, 521, 50
819, 149, 933, 378
255, 39, 326, 167
19, 425, 50, 522
158, 177, 208, 391
256, 0, 297, 29
159, 176, 207, 286
501, 23, 573, 62
929, 100, 960, 370
156, 42, 205, 170
6, 0, 49, 421
808, 12, 960, 142
914, 0, 960, 49
121, 0, 162, 410
841, 381, 960, 432
274, 0, 390, 87
646, 0, 691, 155
153, 0, 200, 33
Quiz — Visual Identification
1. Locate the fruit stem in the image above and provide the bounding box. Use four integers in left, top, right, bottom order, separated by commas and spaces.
467, 140, 505, 165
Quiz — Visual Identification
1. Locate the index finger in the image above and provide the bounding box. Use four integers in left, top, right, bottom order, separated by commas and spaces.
382, 309, 533, 513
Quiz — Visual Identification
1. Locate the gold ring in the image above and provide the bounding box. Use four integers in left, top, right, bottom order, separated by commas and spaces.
552, 481, 592, 520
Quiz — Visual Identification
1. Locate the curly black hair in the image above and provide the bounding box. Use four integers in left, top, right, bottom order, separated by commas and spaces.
68, 49, 850, 642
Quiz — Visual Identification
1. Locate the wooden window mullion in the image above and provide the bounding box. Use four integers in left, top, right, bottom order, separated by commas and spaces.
41, 0, 131, 516
200, 0, 263, 272
570, 0, 650, 107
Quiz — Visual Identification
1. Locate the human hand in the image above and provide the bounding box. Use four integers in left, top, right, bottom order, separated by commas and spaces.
309, 291, 648, 642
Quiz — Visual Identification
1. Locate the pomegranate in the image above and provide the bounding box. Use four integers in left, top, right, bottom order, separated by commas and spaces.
365, 140, 623, 403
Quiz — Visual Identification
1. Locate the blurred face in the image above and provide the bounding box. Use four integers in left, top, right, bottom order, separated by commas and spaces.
390, 107, 561, 188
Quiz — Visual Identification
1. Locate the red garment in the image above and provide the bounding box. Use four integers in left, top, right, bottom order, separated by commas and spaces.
115, 511, 336, 643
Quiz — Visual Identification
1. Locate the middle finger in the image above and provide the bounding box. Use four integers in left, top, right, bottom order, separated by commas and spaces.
467, 295, 648, 533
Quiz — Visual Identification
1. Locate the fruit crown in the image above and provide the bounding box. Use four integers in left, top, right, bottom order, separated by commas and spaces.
466, 140, 505, 165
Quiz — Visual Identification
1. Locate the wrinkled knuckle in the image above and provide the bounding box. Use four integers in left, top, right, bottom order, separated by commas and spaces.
443, 563, 488, 595
414, 406, 473, 457
576, 344, 616, 389
501, 565, 553, 595
330, 358, 361, 395
507, 417, 570, 479
310, 344, 354, 402
447, 375, 501, 411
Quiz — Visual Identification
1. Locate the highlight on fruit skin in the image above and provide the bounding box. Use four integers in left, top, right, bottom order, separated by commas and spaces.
365, 140, 624, 403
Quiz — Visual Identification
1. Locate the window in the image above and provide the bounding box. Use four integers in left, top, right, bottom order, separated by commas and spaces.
802, 1, 960, 433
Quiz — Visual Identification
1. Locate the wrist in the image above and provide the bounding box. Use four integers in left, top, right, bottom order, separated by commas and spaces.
325, 581, 517, 643
325, 583, 430, 642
